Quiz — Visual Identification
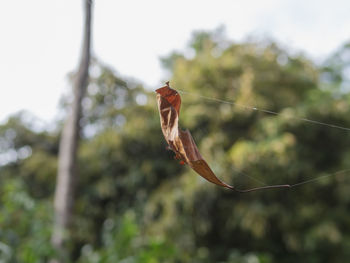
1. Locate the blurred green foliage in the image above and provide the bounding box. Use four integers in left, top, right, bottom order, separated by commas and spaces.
1, 29, 350, 262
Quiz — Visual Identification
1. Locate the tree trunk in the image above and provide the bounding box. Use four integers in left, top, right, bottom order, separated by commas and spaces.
51, 0, 92, 261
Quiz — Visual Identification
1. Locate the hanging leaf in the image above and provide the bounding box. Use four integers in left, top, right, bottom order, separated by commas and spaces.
156, 82, 290, 192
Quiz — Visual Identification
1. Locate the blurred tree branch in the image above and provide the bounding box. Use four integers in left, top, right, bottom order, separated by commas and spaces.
51, 0, 93, 261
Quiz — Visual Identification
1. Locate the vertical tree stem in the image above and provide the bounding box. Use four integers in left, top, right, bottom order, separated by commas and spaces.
51, 0, 92, 261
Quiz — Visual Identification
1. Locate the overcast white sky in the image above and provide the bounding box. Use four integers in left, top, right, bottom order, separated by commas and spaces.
1, 0, 350, 124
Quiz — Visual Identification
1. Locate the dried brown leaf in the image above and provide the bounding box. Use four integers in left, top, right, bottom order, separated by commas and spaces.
156, 82, 290, 193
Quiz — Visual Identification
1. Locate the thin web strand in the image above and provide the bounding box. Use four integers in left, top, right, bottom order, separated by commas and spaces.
231, 166, 267, 186
290, 169, 350, 188
177, 90, 350, 132
232, 168, 350, 191
177, 89, 350, 189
